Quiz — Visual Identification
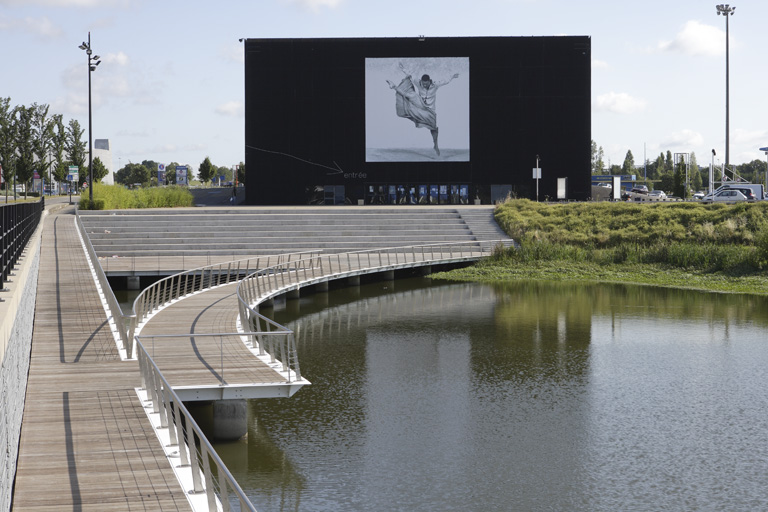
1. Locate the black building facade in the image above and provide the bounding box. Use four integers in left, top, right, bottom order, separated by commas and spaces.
244, 36, 591, 205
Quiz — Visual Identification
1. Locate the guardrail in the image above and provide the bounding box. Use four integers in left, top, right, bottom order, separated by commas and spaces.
135, 335, 257, 512
1, 198, 44, 287
236, 239, 514, 382
75, 206, 320, 359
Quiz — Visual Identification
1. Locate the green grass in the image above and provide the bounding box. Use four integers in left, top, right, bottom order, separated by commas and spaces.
79, 183, 195, 209
433, 199, 768, 295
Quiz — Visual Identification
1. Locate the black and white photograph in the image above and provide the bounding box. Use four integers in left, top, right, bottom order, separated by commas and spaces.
366, 57, 470, 162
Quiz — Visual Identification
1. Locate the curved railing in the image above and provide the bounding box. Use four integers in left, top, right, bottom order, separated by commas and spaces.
136, 336, 257, 512
75, 207, 320, 359
236, 239, 514, 382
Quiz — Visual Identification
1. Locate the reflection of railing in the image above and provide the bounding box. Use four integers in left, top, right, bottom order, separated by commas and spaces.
1, 199, 44, 287
236, 240, 513, 382
135, 336, 257, 512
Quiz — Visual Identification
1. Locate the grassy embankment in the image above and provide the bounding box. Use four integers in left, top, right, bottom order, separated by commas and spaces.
433, 199, 768, 295
78, 183, 195, 209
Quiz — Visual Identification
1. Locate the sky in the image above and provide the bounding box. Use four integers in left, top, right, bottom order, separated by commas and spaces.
2, 0, 767, 177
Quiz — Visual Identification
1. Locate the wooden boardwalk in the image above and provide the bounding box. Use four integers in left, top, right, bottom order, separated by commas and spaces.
136, 283, 304, 401
12, 206, 193, 511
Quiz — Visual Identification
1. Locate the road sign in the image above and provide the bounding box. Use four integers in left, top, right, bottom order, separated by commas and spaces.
760, 147, 768, 152
67, 166, 79, 182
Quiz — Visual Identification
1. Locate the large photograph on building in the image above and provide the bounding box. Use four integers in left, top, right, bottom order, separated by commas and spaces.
365, 57, 470, 162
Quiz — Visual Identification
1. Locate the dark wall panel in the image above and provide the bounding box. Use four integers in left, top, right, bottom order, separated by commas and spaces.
244, 36, 591, 204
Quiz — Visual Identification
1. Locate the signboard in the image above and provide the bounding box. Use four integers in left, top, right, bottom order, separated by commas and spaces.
176, 165, 188, 186
157, 163, 166, 184
67, 165, 79, 182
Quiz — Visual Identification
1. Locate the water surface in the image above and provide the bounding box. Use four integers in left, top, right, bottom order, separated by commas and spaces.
214, 278, 768, 511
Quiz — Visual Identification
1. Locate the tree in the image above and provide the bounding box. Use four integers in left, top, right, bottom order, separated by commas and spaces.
115, 162, 150, 186
621, 150, 635, 175
0, 97, 18, 199
31, 103, 53, 193
591, 142, 605, 175
689, 153, 702, 193
91, 157, 109, 183
198, 156, 216, 185
66, 119, 86, 188
51, 115, 68, 192
14, 105, 36, 197
236, 161, 245, 184
673, 158, 687, 198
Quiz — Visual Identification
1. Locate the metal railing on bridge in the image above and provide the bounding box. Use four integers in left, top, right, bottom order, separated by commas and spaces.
1, 199, 44, 289
135, 335, 257, 512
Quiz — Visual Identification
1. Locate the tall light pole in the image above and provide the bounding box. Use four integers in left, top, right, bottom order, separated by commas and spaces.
79, 33, 100, 204
716, 4, 735, 173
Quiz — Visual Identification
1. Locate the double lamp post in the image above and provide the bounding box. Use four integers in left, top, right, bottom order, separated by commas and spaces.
78, 32, 100, 204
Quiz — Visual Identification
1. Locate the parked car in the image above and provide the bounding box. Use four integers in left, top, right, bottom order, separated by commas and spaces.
701, 189, 749, 204
648, 190, 666, 199
692, 191, 705, 200
731, 187, 757, 201
630, 185, 649, 194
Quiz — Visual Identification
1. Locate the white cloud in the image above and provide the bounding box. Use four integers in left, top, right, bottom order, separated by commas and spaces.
103, 52, 129, 66
593, 92, 647, 115
0, 0, 130, 6
216, 101, 244, 117
223, 43, 244, 64
591, 59, 609, 70
662, 129, 704, 149
0, 15, 63, 38
281, 0, 343, 11
657, 20, 723, 57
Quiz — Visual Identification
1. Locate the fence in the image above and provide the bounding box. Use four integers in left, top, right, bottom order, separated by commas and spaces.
1, 199, 44, 288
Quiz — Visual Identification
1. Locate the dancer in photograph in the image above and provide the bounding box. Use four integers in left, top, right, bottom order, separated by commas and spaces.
387, 62, 459, 156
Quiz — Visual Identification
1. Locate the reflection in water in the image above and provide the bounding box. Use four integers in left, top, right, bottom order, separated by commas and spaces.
214, 278, 768, 511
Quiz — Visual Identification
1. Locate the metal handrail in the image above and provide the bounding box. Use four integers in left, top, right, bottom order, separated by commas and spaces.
1, 198, 44, 286
235, 239, 513, 382
75, 206, 320, 360
75, 209, 132, 354
135, 336, 257, 512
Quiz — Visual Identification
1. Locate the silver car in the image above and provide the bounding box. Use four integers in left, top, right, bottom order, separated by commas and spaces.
701, 189, 748, 204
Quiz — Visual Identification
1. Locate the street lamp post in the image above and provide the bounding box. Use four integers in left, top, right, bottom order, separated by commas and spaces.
716, 4, 735, 172
79, 33, 100, 205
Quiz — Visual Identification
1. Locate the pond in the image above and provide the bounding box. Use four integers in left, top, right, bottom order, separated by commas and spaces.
213, 277, 768, 511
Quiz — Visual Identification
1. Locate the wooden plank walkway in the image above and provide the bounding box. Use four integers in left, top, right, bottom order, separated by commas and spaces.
12, 206, 193, 511
136, 283, 303, 401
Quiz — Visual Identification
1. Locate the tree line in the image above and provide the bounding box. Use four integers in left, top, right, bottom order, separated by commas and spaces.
0, 97, 110, 199
591, 140, 768, 198
114, 158, 246, 187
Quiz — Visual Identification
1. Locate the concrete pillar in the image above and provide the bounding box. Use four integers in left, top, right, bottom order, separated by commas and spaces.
212, 399, 248, 441
381, 270, 395, 281
315, 281, 329, 292
127, 276, 140, 290
347, 275, 360, 286
261, 298, 274, 308
419, 265, 432, 276
286, 288, 300, 300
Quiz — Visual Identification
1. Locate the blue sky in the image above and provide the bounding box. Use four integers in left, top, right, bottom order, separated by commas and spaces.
2, 0, 766, 176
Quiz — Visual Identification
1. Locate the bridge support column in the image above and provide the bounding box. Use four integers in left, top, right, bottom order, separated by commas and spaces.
315, 281, 329, 292
347, 275, 360, 286
127, 276, 140, 290
212, 399, 248, 441
287, 288, 300, 300
420, 265, 432, 276
381, 270, 395, 281
261, 298, 274, 308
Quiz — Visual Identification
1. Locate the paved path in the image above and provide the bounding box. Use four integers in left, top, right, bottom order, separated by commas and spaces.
12, 205, 192, 511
